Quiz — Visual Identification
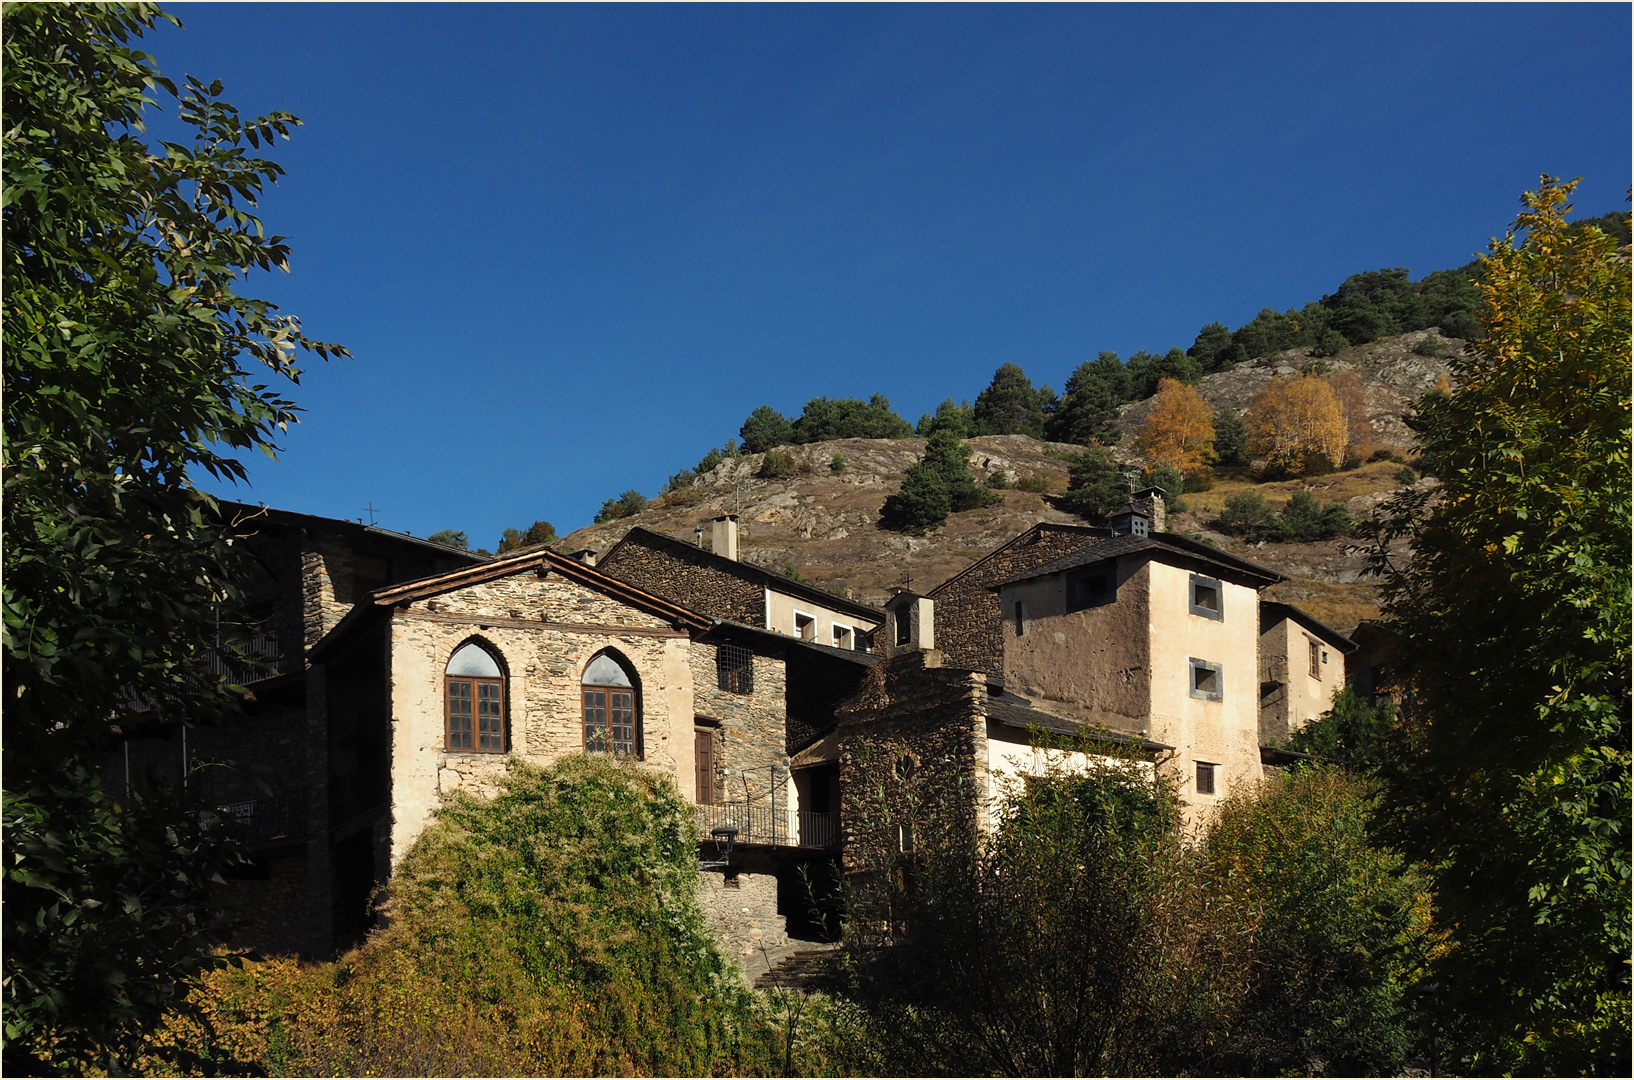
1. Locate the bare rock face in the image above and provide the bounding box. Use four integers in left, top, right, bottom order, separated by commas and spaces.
560, 333, 1454, 635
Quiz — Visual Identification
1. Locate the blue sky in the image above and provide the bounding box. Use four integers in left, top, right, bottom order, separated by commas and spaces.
154, 2, 1630, 545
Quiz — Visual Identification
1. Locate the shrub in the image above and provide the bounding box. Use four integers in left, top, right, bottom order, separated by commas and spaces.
145, 759, 789, 1077
758, 449, 795, 479
1277, 491, 1352, 541
1396, 465, 1418, 486
694, 439, 738, 476
1412, 334, 1446, 356
1369, 446, 1396, 462
1181, 467, 1214, 493
1310, 328, 1351, 357
1215, 492, 1280, 540
1300, 357, 1334, 375
983, 469, 1011, 489
830, 452, 847, 474
1016, 470, 1054, 493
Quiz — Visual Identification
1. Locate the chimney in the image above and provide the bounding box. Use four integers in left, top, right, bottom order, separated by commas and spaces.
710, 515, 739, 561
569, 548, 599, 566
885, 591, 934, 652
1130, 487, 1167, 533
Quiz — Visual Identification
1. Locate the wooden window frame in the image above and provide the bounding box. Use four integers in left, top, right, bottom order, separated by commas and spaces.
445, 673, 506, 753
1308, 638, 1322, 680
1196, 761, 1217, 796
582, 653, 641, 759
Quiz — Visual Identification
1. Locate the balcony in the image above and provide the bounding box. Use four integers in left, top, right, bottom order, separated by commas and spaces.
207, 793, 307, 845
696, 802, 839, 849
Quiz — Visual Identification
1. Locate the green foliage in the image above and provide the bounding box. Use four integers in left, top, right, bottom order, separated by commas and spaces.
496, 520, 556, 555
1058, 448, 1130, 523
1188, 321, 1237, 372
1212, 409, 1249, 466
1310, 327, 1351, 357
828, 452, 846, 474
837, 740, 1257, 1077
914, 397, 974, 439
781, 565, 804, 583
879, 430, 997, 533
2, 4, 346, 1068
757, 449, 795, 479
1286, 686, 1397, 767
426, 529, 470, 550
791, 393, 913, 443
1199, 767, 1436, 1076
693, 438, 738, 476
592, 489, 647, 523
972, 363, 1055, 438
1125, 347, 1202, 399
1411, 333, 1446, 357
1395, 465, 1418, 486
738, 404, 795, 454
1215, 491, 1351, 543
145, 758, 797, 1076
1046, 351, 1127, 445
1366, 178, 1632, 1074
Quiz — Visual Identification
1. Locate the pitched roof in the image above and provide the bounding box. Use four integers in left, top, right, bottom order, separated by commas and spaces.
600, 526, 885, 622
996, 532, 1282, 590
927, 522, 1109, 597
310, 546, 711, 660
1259, 601, 1358, 652
218, 500, 491, 563
984, 697, 1172, 754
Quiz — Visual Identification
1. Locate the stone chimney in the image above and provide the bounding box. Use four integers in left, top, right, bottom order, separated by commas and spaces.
885, 591, 934, 652
569, 548, 599, 567
1131, 487, 1167, 533
710, 515, 739, 561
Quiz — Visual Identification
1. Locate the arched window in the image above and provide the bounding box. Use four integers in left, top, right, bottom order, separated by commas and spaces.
582, 652, 640, 758
446, 641, 506, 753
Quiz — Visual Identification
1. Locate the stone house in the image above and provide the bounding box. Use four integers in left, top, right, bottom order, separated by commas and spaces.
1257, 601, 1358, 748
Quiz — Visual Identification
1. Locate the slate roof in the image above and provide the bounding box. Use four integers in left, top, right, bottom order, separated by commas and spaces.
984, 697, 1172, 754
995, 532, 1282, 590
1259, 601, 1358, 652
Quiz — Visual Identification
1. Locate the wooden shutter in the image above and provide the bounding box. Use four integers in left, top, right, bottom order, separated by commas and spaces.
694, 728, 714, 804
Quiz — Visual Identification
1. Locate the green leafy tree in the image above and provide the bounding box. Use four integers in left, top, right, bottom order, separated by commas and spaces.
1214, 492, 1279, 540
1187, 321, 1236, 372
693, 438, 737, 476
427, 529, 470, 550
2, 3, 346, 1068
791, 393, 913, 443
592, 489, 646, 523
737, 404, 794, 453
1277, 490, 1352, 541
1212, 409, 1248, 466
1047, 352, 1127, 445
879, 430, 996, 533
1200, 766, 1435, 1076
1142, 464, 1186, 514
1057, 448, 1130, 524
914, 397, 974, 439
1367, 178, 1631, 1074
971, 363, 1054, 438
496, 520, 556, 554
1285, 686, 1396, 767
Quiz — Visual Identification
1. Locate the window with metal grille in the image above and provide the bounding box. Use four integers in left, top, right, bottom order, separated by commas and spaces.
446, 642, 506, 753
715, 643, 755, 694
1196, 761, 1216, 795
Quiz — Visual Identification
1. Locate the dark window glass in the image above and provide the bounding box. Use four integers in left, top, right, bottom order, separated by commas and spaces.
1309, 639, 1322, 679
447, 680, 473, 750
1197, 762, 1216, 795
716, 643, 755, 694
1066, 571, 1111, 613
583, 653, 640, 757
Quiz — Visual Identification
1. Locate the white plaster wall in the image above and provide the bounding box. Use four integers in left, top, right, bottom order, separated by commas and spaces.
1145, 562, 1262, 817
764, 590, 879, 648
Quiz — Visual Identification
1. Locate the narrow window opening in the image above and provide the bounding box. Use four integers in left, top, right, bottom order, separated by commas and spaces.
894, 612, 911, 647
1014, 601, 1028, 637
794, 612, 815, 641
1309, 639, 1322, 679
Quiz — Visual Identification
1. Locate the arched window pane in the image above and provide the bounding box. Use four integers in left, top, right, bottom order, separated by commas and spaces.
447, 643, 502, 677
583, 654, 632, 686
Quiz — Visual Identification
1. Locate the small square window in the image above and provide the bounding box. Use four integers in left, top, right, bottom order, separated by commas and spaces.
833, 624, 853, 650
1196, 762, 1216, 796
1189, 575, 1223, 621
1189, 657, 1223, 701
1067, 571, 1112, 613
794, 612, 815, 641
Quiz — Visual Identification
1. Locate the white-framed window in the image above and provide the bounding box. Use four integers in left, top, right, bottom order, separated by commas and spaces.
1189, 657, 1224, 701
832, 623, 853, 650
793, 611, 815, 641
1189, 574, 1223, 621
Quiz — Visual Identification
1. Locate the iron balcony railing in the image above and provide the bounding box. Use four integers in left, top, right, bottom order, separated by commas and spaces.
204, 631, 302, 683
696, 802, 839, 849
207, 793, 307, 845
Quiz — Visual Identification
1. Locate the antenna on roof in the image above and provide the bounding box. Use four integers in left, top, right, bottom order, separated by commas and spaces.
363, 502, 379, 526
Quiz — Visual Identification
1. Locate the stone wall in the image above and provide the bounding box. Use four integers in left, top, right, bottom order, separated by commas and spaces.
688, 639, 788, 806
385, 569, 697, 866
698, 863, 788, 958
928, 524, 1105, 679
598, 534, 766, 625
834, 652, 989, 876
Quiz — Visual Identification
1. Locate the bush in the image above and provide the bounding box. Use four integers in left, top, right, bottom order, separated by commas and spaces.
1396, 465, 1418, 485
983, 469, 1011, 489
1310, 328, 1351, 357
758, 449, 795, 479
694, 439, 738, 476
1369, 446, 1396, 463
1300, 357, 1333, 375
829, 452, 847, 474
1181, 467, 1214, 493
1412, 334, 1446, 357
1215, 492, 1280, 540
738, 405, 795, 453
141, 758, 792, 1076
1016, 470, 1054, 493
1278, 491, 1352, 541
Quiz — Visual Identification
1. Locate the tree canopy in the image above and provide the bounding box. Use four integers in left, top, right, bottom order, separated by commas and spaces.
2, 3, 344, 1068
971, 363, 1055, 439
1368, 177, 1631, 1074
1135, 377, 1216, 474
1242, 374, 1349, 476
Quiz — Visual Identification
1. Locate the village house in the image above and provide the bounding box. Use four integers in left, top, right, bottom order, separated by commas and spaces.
134, 496, 1355, 962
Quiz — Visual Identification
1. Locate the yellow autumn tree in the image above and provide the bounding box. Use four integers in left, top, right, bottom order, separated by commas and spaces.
1135, 378, 1216, 473
1243, 374, 1348, 475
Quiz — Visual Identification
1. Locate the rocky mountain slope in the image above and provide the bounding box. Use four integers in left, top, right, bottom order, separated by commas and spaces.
561, 333, 1460, 636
